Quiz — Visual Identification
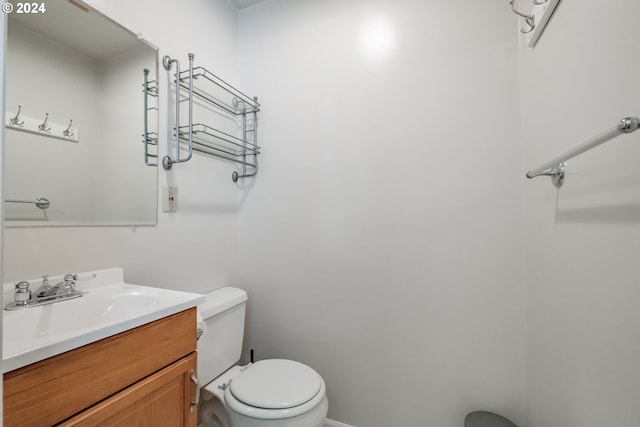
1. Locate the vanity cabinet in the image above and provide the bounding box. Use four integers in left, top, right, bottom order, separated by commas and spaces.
3, 308, 198, 427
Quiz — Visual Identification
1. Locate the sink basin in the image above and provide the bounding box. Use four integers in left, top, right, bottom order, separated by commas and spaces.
3, 268, 205, 372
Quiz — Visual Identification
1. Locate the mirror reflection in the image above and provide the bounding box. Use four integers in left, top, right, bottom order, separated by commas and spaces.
4, 0, 158, 226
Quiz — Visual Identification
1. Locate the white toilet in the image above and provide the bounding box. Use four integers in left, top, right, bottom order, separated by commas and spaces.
197, 287, 328, 427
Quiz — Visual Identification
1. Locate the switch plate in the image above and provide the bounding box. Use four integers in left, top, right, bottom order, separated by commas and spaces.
162, 186, 177, 212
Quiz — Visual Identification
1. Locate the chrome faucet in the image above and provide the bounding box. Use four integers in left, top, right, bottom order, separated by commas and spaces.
34, 275, 55, 298
5, 273, 84, 310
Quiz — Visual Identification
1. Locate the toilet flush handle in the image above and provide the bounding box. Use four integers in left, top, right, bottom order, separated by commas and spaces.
189, 369, 200, 413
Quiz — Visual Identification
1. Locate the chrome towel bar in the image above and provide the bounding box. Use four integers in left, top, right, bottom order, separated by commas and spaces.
526, 116, 640, 188
5, 197, 50, 209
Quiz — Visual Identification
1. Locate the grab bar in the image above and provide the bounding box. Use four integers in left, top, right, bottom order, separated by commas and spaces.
5, 197, 50, 209
526, 116, 640, 188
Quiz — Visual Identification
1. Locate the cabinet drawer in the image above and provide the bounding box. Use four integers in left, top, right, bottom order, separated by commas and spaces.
4, 308, 196, 427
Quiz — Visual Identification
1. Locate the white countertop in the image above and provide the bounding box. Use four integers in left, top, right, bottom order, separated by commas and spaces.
3, 268, 205, 372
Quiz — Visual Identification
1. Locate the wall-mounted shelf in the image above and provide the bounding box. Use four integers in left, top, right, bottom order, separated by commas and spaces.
162, 53, 260, 182
143, 68, 158, 167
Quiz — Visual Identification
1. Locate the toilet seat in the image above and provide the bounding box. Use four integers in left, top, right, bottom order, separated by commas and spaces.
224, 359, 326, 420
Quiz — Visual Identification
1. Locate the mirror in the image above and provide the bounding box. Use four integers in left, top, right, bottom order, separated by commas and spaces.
4, 0, 158, 226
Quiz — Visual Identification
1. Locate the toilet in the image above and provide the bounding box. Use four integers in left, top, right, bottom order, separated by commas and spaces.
465, 411, 518, 427
197, 287, 328, 427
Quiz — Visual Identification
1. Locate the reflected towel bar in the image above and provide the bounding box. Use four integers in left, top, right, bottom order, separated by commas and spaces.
526, 116, 640, 188
5, 197, 50, 209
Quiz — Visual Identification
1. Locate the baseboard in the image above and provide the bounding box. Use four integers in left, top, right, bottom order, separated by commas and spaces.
325, 419, 356, 427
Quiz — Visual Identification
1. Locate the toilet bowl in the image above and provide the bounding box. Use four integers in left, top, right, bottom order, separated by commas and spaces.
197, 288, 328, 427
465, 411, 518, 427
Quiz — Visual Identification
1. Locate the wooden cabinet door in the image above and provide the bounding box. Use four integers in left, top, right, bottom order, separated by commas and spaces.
59, 353, 198, 427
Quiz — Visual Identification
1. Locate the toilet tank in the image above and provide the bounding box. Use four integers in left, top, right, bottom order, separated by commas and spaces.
197, 287, 248, 386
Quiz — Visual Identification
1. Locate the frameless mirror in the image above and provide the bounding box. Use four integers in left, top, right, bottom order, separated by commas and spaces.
4, 0, 158, 226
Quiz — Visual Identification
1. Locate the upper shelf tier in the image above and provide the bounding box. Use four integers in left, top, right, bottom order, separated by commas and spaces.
178, 67, 260, 116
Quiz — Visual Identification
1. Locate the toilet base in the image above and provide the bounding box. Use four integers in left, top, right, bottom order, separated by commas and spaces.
198, 388, 229, 427
227, 395, 328, 427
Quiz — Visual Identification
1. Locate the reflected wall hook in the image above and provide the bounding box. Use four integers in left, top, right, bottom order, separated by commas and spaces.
63, 120, 74, 137
509, 0, 536, 33
10, 105, 24, 127
38, 113, 51, 133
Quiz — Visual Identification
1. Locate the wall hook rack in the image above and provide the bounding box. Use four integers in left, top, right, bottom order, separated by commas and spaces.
6, 108, 79, 142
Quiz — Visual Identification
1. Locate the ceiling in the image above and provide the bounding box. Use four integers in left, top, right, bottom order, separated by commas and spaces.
230, 0, 268, 9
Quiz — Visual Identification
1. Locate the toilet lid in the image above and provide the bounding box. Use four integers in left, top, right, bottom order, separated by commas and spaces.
229, 359, 322, 410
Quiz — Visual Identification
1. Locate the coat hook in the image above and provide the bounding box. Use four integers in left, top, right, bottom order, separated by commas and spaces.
509, 0, 536, 33
38, 113, 51, 133
63, 119, 74, 138
9, 105, 24, 127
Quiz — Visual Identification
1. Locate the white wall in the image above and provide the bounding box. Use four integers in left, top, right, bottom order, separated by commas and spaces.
235, 1, 525, 426
521, 1, 640, 426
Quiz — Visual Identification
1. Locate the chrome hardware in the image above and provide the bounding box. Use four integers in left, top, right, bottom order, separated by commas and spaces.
38, 112, 51, 133
617, 116, 640, 133
34, 275, 52, 298
4, 274, 85, 310
4, 197, 50, 210
10, 105, 24, 126
14, 281, 31, 306
162, 54, 260, 181
509, 0, 535, 34
532, 0, 548, 4
58, 274, 76, 295
189, 369, 200, 413
143, 68, 159, 166
34, 197, 50, 209
526, 116, 640, 188
526, 162, 565, 188
62, 120, 75, 138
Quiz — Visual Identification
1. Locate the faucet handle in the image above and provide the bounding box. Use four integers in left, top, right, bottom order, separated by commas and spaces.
41, 275, 50, 285
14, 281, 31, 306
65, 273, 96, 282
15, 281, 30, 291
